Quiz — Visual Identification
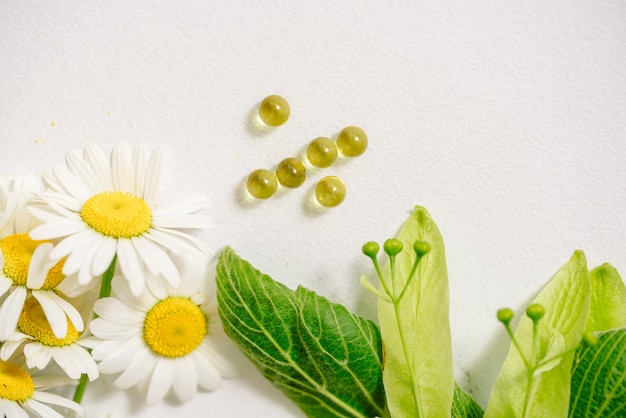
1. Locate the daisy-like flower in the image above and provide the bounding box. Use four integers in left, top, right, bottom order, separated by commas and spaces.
0, 357, 84, 418
29, 142, 212, 296
0, 296, 98, 381
0, 177, 84, 341
89, 254, 238, 405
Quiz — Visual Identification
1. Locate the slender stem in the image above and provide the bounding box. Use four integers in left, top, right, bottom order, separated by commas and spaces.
521, 320, 540, 418
72, 256, 117, 404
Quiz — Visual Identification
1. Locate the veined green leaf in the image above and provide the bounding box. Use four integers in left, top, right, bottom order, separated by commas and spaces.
484, 251, 591, 418
586, 264, 626, 333
216, 247, 386, 418
378, 206, 454, 418
451, 384, 483, 418
569, 329, 626, 417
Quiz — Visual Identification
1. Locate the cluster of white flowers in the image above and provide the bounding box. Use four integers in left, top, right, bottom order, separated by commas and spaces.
0, 143, 237, 417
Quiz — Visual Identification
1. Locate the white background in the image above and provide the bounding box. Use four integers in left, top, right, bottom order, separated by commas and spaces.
2, 1, 625, 417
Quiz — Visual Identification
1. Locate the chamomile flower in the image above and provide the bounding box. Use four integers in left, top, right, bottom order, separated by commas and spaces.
0, 357, 84, 418
0, 297, 98, 381
29, 142, 212, 296
89, 254, 238, 405
0, 177, 84, 341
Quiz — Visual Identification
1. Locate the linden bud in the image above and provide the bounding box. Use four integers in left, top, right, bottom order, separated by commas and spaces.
383, 238, 403, 256
526, 304, 545, 322
497, 308, 514, 326
413, 240, 431, 257
362, 242, 380, 259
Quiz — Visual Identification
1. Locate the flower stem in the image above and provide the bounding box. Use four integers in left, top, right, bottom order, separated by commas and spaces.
72, 256, 117, 404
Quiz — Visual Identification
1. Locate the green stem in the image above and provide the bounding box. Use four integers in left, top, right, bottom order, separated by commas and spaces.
521, 319, 540, 418
72, 255, 117, 404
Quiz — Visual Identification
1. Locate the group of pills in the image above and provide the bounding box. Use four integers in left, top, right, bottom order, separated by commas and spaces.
246, 95, 367, 207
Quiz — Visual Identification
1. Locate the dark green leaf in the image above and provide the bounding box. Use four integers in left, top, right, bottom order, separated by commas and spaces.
451, 384, 484, 418
216, 247, 386, 418
569, 329, 626, 417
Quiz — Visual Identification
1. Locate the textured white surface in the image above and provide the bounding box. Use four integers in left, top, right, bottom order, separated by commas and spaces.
2, 1, 625, 416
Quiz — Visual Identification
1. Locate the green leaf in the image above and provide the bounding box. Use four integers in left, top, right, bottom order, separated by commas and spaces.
378, 206, 454, 418
484, 251, 591, 418
569, 329, 626, 417
216, 247, 386, 418
451, 384, 484, 418
586, 264, 626, 333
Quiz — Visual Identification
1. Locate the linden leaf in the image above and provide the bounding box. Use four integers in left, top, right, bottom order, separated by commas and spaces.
484, 251, 591, 418
377, 206, 454, 418
586, 264, 626, 333
451, 384, 483, 418
216, 247, 386, 418
569, 329, 626, 417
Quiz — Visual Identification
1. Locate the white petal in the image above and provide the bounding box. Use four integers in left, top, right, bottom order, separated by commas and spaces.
89, 316, 140, 341
91, 297, 144, 326
90, 234, 118, 277
110, 275, 154, 311
84, 143, 112, 190
133, 238, 180, 287
31, 391, 85, 415
3, 398, 29, 418
41, 291, 84, 332
146, 359, 175, 405
194, 350, 223, 391
52, 345, 99, 380
52, 164, 91, 201
31, 291, 67, 338
65, 148, 102, 196
26, 243, 55, 290
173, 356, 198, 402
0, 275, 13, 298
0, 287, 26, 340
113, 347, 156, 390
28, 219, 86, 241
117, 239, 145, 296
111, 142, 133, 192
131, 144, 148, 196
47, 228, 97, 261
0, 335, 28, 360
24, 342, 53, 370
143, 145, 164, 204
148, 226, 209, 257
93, 338, 144, 373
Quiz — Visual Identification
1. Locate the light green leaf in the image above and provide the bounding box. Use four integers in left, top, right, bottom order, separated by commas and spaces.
451, 384, 483, 418
586, 264, 626, 333
216, 247, 386, 418
484, 250, 591, 418
378, 206, 454, 418
569, 329, 626, 417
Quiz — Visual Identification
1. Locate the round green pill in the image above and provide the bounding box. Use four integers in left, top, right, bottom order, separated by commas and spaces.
336, 125, 368, 157
246, 169, 278, 199
306, 137, 338, 168
258, 95, 290, 126
276, 157, 306, 188
315, 176, 346, 207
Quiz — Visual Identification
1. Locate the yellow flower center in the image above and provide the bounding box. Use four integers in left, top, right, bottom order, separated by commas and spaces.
80, 191, 152, 238
0, 234, 48, 286
143, 297, 207, 358
0, 360, 34, 401
18, 298, 80, 346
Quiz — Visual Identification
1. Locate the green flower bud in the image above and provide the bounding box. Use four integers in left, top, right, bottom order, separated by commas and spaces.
362, 241, 380, 259
497, 308, 514, 326
413, 240, 431, 257
383, 238, 403, 256
526, 304, 545, 322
